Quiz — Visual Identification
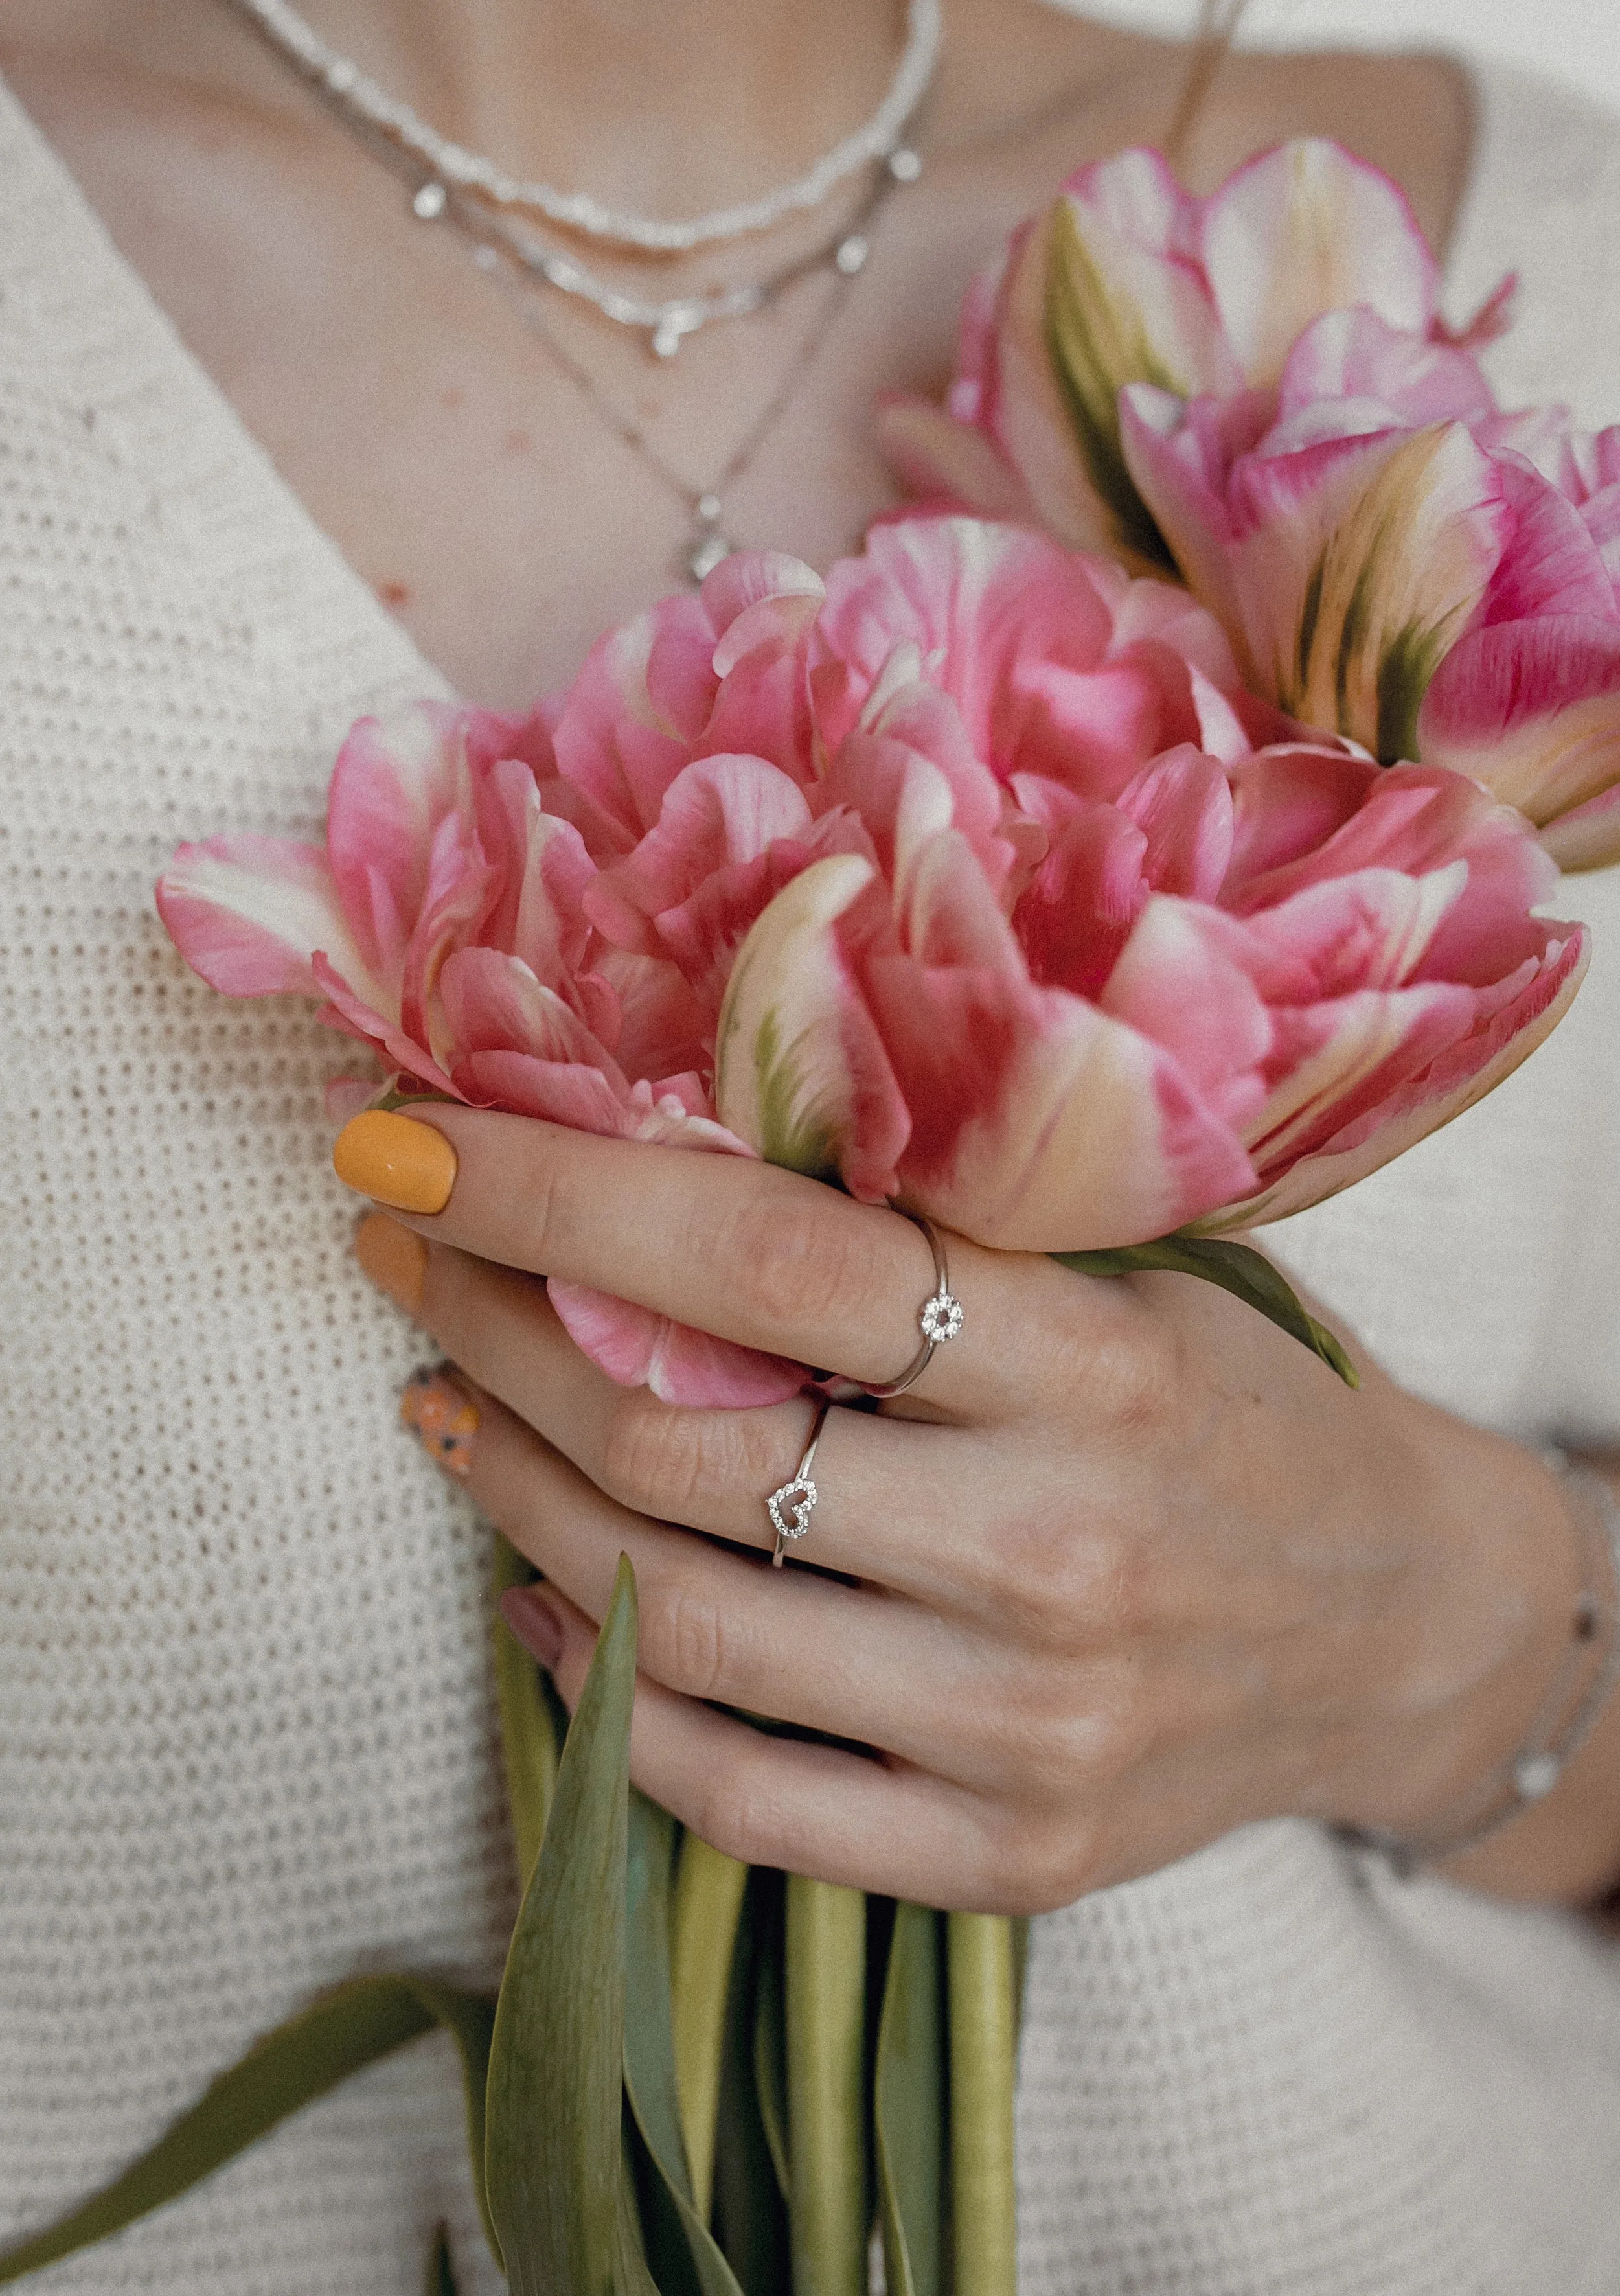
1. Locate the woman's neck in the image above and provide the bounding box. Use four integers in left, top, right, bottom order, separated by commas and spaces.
281, 0, 913, 222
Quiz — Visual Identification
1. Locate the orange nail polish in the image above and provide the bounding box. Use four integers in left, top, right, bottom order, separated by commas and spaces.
334, 1109, 457, 1214
400, 1366, 479, 1480
354, 1213, 428, 1314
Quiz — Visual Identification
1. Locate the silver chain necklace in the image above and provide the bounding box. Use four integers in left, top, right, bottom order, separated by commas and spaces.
234, 10, 929, 584
227, 0, 941, 255
461, 216, 878, 584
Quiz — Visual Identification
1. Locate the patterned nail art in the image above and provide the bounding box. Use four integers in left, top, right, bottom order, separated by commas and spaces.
400, 1365, 478, 1479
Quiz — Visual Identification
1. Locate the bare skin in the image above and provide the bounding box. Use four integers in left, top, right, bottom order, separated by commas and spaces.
10, 3, 1619, 1910
1, 2, 1470, 703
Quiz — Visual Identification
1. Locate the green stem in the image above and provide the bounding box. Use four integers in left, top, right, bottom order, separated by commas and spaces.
947, 1912, 1018, 2296
670, 1834, 751, 2222
784, 1877, 869, 2296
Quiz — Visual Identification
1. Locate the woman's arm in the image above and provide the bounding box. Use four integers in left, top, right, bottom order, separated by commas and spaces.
345, 1103, 1620, 1914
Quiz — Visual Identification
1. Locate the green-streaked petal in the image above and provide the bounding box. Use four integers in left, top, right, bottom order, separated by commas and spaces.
1055, 1234, 1359, 1386
874, 1903, 948, 2296
714, 853, 880, 1182
491, 1533, 561, 1888
1233, 424, 1506, 759
0, 1978, 496, 2287
670, 1835, 752, 2220
784, 1879, 870, 2296
486, 1555, 638, 2296
946, 1913, 1018, 2296
1045, 195, 1228, 571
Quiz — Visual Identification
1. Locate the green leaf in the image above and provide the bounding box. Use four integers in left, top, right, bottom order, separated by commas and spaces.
1053, 1234, 1360, 1387
486, 1553, 639, 2296
426, 2223, 458, 2296
874, 1903, 948, 2296
946, 1914, 1018, 2296
491, 1532, 562, 1888
784, 1878, 869, 2296
621, 1797, 748, 2296
0, 1977, 495, 2287
669, 1834, 751, 2220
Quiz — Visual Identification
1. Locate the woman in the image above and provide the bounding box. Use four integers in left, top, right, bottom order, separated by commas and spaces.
1, 2, 1618, 2290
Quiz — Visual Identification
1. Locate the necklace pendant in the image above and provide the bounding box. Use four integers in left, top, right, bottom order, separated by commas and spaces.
652, 304, 703, 360
684, 500, 733, 586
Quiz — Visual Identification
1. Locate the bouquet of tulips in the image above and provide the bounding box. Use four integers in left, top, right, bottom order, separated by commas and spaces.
8, 135, 1619, 2296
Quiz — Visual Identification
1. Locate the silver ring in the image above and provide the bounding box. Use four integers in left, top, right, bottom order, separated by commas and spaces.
861, 1210, 965, 1401
768, 1400, 832, 1567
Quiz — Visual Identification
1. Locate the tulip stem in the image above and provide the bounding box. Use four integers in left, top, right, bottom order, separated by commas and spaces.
785, 1877, 869, 2296
947, 1912, 1018, 2296
669, 1834, 751, 2222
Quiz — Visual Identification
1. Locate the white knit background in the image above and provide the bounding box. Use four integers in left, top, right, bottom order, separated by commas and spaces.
4, 50, 1620, 2296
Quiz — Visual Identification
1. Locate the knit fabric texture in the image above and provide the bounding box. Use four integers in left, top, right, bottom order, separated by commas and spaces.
2, 54, 1619, 2296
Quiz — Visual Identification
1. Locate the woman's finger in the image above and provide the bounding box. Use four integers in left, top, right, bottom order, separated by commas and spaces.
335, 1105, 1123, 1414
412, 1366, 1040, 1778
521, 1578, 1044, 1911
364, 1211, 1025, 1606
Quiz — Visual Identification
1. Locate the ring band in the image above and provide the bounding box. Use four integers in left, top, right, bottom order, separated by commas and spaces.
861, 1210, 965, 1401
768, 1399, 832, 1567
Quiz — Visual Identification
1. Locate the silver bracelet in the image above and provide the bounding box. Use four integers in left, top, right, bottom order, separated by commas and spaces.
1342, 1450, 1620, 1876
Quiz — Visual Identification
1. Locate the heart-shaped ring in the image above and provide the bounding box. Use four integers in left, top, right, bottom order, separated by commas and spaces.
768, 1475, 818, 1543
768, 1401, 832, 1567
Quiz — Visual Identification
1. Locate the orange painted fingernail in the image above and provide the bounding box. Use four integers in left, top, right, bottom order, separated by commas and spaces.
354, 1212, 428, 1314
333, 1110, 457, 1213
400, 1366, 479, 1480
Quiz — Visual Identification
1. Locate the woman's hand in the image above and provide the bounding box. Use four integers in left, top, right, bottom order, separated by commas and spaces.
342, 1105, 1620, 1914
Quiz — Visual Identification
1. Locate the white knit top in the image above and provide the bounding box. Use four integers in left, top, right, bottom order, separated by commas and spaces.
3, 55, 1619, 2296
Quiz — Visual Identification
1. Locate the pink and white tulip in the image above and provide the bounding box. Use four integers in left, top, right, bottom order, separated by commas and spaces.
876, 140, 1466, 570
159, 518, 1588, 1403
882, 139, 1620, 865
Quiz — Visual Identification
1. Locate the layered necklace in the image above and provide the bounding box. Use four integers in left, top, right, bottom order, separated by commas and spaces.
227, 0, 942, 580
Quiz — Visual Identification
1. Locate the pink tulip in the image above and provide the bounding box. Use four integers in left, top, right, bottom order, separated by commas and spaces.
876, 140, 1469, 570
1118, 349, 1620, 864
880, 139, 1620, 864
157, 696, 802, 1406
713, 517, 1586, 1249
159, 518, 1587, 1404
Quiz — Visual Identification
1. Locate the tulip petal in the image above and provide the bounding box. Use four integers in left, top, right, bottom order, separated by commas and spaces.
1227, 422, 1509, 761
547, 1283, 804, 1408
1201, 141, 1439, 387
156, 835, 387, 1006
867, 949, 1256, 1252
716, 853, 909, 1201
1042, 172, 1238, 566
1417, 617, 1620, 831
1203, 924, 1588, 1228
991, 210, 1134, 559
326, 703, 537, 983
871, 396, 1035, 519
1540, 783, 1620, 873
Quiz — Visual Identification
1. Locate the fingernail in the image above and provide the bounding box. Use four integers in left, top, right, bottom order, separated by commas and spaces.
501, 1585, 564, 1670
400, 1366, 478, 1479
354, 1213, 428, 1314
334, 1110, 457, 1214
